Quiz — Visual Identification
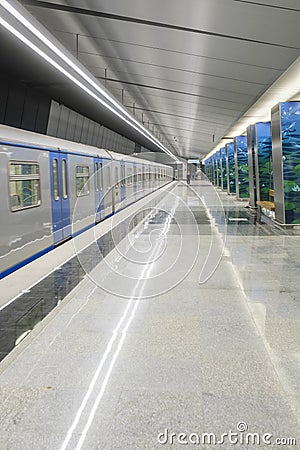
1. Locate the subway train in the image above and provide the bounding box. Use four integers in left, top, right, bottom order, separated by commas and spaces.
0, 125, 173, 280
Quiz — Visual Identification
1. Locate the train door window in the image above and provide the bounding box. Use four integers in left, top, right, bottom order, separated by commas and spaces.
99, 163, 103, 190
127, 168, 132, 185
9, 161, 41, 211
115, 167, 119, 188
62, 159, 68, 198
95, 162, 99, 192
76, 165, 90, 196
52, 158, 59, 200
121, 165, 125, 186
107, 166, 111, 187
133, 166, 137, 184
138, 168, 142, 184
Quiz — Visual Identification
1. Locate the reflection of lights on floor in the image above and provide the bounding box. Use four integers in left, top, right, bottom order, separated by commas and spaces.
15, 329, 32, 346
60, 206, 175, 450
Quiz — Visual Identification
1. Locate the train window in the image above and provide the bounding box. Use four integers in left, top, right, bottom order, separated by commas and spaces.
76, 165, 90, 196
138, 168, 142, 183
95, 163, 99, 191
99, 163, 103, 190
52, 159, 59, 200
133, 166, 137, 183
62, 159, 68, 198
9, 161, 41, 211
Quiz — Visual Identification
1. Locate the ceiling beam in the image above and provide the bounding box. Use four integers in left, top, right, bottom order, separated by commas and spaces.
95, 76, 245, 104
53, 30, 284, 71
124, 105, 233, 126
22, 0, 300, 49
233, 0, 300, 13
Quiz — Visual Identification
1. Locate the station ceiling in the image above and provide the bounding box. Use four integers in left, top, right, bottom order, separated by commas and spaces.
8, 0, 300, 158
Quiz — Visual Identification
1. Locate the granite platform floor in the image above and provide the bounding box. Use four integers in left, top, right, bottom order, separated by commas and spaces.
0, 181, 299, 449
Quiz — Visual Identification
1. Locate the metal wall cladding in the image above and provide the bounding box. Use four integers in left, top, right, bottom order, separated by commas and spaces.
47, 101, 137, 155
0, 76, 51, 133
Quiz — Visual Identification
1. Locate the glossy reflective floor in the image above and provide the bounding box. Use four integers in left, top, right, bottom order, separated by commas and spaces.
0, 180, 299, 449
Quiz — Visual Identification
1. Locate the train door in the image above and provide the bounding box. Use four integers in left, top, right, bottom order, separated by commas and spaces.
142, 165, 145, 193
148, 165, 151, 192
50, 152, 71, 244
133, 164, 137, 196
114, 164, 120, 210
120, 162, 126, 203
94, 158, 104, 222
105, 162, 113, 216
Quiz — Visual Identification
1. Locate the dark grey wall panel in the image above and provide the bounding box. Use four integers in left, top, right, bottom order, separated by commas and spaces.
5, 84, 26, 128
80, 117, 89, 143
0, 83, 9, 124
74, 114, 83, 142
0, 77, 51, 134
47, 101, 60, 136
21, 89, 39, 131
65, 109, 77, 141
97, 126, 104, 148
86, 120, 94, 145
35, 95, 51, 134
56, 106, 70, 139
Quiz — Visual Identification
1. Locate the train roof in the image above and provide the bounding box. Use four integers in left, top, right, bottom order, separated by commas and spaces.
107, 150, 168, 167
0, 125, 110, 158
0, 125, 171, 169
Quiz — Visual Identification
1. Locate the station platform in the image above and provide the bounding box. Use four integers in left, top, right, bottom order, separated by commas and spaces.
0, 181, 299, 449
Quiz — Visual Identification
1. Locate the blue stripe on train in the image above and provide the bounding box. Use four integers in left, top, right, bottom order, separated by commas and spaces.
0, 245, 55, 280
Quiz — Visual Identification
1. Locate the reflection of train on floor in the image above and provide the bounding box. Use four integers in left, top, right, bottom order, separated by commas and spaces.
0, 125, 173, 279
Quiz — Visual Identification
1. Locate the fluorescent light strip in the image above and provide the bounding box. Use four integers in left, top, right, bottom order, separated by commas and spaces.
0, 16, 178, 161
0, 0, 178, 160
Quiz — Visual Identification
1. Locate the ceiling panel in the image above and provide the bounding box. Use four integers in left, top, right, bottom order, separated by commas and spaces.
20, 0, 300, 158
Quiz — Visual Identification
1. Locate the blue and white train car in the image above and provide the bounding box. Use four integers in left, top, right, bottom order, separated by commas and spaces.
0, 125, 173, 279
